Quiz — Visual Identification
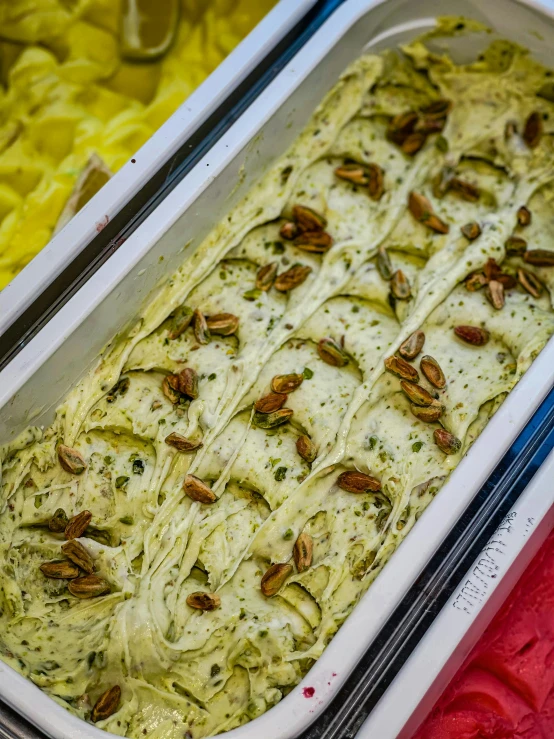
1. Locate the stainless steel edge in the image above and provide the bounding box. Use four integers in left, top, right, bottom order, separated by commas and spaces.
0, 0, 553, 738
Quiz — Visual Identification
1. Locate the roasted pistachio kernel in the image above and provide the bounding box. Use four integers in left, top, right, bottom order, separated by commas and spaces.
256, 262, 278, 291
40, 560, 81, 579
517, 206, 531, 227
337, 470, 381, 493
523, 111, 542, 148
293, 532, 313, 573
253, 408, 293, 429
206, 313, 239, 336
505, 235, 527, 256
279, 221, 298, 240
254, 393, 288, 414
183, 475, 216, 504
410, 401, 443, 422
261, 563, 293, 597
486, 280, 505, 310
296, 435, 317, 464
454, 325, 490, 346
434, 428, 462, 455
57, 445, 86, 475
68, 575, 111, 599
62, 540, 94, 574
317, 338, 349, 367
420, 355, 446, 389
398, 330, 425, 360
524, 249, 554, 267
65, 510, 92, 540
292, 204, 327, 232
167, 305, 193, 340
367, 163, 385, 200
334, 162, 370, 186
517, 268, 543, 298
461, 222, 481, 241
400, 380, 435, 406
48, 508, 69, 533
271, 374, 303, 394
274, 265, 312, 292
91, 686, 121, 723
377, 246, 393, 281
384, 355, 419, 382
390, 269, 411, 300
193, 309, 211, 345
164, 433, 202, 452
186, 592, 221, 610
293, 230, 333, 253
465, 272, 487, 291
408, 191, 449, 234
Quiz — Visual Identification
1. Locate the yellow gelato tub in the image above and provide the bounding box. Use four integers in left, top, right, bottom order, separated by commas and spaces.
0, 0, 277, 290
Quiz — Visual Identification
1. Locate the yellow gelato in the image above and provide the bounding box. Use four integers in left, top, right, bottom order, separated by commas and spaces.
0, 0, 277, 289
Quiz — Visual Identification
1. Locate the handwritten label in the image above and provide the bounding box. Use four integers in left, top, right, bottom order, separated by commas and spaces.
452, 511, 517, 615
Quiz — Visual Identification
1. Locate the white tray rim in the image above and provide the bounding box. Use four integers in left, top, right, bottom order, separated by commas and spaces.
358, 447, 554, 739
0, 0, 554, 738
0, 0, 317, 336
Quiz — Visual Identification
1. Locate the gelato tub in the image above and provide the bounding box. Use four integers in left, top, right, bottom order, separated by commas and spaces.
1, 0, 554, 738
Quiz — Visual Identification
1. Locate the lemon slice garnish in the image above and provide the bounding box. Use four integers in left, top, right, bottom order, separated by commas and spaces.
120, 0, 180, 62
55, 154, 112, 234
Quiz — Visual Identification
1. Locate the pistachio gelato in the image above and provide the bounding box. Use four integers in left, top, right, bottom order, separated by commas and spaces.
1, 23, 554, 739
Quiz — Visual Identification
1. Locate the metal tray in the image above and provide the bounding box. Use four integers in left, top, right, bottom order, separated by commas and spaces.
0, 0, 553, 737
0, 0, 317, 338
358, 447, 554, 739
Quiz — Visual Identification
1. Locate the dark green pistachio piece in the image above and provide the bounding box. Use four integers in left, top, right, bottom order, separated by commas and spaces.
253, 408, 293, 429
48, 508, 69, 533
106, 376, 130, 403
167, 305, 193, 340
317, 338, 349, 367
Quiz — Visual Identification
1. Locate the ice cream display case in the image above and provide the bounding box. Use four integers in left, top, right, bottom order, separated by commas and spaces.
0, 0, 319, 344
0, 0, 554, 738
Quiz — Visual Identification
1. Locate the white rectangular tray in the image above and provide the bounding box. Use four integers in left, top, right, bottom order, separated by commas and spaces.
0, 0, 317, 336
358, 447, 554, 739
0, 1, 553, 738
